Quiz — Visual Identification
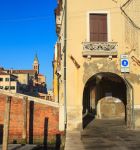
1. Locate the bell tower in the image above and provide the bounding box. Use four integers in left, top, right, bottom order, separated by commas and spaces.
33, 54, 39, 74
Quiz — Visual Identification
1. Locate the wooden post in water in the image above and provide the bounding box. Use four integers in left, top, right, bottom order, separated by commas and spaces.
22, 96, 28, 144
2, 96, 11, 150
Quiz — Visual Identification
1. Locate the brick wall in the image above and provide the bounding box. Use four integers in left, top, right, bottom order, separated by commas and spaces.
0, 94, 61, 144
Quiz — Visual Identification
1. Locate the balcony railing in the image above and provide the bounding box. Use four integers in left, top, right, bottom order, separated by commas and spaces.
82, 42, 118, 56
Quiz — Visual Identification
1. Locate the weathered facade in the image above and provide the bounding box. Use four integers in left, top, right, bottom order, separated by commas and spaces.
54, 0, 140, 131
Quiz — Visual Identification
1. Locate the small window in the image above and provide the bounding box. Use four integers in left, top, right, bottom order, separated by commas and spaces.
5, 78, 10, 81
0, 86, 3, 89
0, 78, 3, 81
10, 86, 15, 90
57, 42, 61, 67
5, 86, 9, 90
90, 14, 107, 42
10, 78, 15, 81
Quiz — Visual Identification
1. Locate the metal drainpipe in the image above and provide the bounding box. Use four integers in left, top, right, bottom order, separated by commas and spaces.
64, 0, 67, 128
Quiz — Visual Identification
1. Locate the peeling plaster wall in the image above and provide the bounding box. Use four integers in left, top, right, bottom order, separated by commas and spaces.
59, 0, 140, 130
83, 58, 120, 84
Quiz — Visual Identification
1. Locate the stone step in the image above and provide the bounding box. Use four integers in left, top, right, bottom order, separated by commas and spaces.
64, 131, 84, 150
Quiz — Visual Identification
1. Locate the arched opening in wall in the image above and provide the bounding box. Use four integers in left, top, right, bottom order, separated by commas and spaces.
82, 72, 127, 129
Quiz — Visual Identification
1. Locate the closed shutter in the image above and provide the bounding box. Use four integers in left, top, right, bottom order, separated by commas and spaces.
57, 43, 61, 67
90, 14, 107, 42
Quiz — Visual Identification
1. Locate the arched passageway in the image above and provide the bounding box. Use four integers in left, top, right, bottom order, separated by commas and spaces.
82, 72, 127, 128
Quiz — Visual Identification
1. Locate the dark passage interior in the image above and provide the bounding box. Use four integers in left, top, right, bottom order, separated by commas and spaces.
82, 72, 127, 128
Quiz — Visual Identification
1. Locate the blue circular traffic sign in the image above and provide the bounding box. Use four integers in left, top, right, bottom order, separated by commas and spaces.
122, 59, 128, 67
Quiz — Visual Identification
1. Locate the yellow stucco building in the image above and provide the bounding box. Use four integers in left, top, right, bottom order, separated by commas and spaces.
52, 43, 59, 102
54, 0, 140, 131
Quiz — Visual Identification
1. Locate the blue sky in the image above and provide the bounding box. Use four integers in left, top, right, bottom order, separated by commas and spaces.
0, 0, 57, 89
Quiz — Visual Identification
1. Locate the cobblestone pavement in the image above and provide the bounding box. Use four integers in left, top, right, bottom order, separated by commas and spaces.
65, 119, 140, 150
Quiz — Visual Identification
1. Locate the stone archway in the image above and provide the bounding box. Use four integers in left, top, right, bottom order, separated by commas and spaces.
82, 72, 129, 128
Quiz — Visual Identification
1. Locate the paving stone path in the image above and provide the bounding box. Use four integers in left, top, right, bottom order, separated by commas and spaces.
65, 119, 140, 150
64, 131, 84, 150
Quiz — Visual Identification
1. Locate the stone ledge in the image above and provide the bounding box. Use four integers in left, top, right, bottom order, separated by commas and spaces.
82, 50, 118, 56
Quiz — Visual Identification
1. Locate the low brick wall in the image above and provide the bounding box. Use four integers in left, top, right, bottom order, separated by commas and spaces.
0, 94, 61, 144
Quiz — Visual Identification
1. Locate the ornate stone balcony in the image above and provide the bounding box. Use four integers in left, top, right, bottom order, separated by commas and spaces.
82, 42, 118, 56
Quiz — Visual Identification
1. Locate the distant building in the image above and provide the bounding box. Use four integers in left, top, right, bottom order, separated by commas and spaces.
11, 69, 37, 94
32, 54, 47, 94
36, 74, 47, 93
0, 71, 17, 93
0, 54, 47, 97
46, 90, 53, 101
33, 54, 40, 74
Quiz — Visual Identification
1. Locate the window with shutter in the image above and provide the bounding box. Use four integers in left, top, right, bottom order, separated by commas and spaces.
57, 42, 61, 67
90, 14, 107, 42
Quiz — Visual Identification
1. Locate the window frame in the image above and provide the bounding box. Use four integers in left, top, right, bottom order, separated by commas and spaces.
10, 86, 15, 90
0, 86, 3, 89
5, 86, 9, 90
0, 78, 3, 81
87, 11, 111, 42
5, 78, 10, 81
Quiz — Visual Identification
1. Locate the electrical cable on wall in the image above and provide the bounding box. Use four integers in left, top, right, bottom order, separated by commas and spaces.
121, 0, 140, 30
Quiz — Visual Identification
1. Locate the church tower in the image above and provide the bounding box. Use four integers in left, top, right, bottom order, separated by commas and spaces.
33, 54, 39, 74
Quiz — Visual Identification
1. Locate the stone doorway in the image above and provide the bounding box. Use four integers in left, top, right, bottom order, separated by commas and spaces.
82, 72, 127, 128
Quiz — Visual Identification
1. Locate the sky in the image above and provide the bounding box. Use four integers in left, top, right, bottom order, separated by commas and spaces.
0, 0, 57, 90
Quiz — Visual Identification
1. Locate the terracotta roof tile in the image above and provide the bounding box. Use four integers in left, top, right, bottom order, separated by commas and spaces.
0, 72, 8, 75
0, 72, 17, 78
12, 70, 36, 74
38, 74, 43, 76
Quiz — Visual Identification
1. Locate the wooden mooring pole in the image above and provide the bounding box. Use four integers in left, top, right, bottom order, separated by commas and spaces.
22, 96, 28, 144
2, 96, 11, 150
